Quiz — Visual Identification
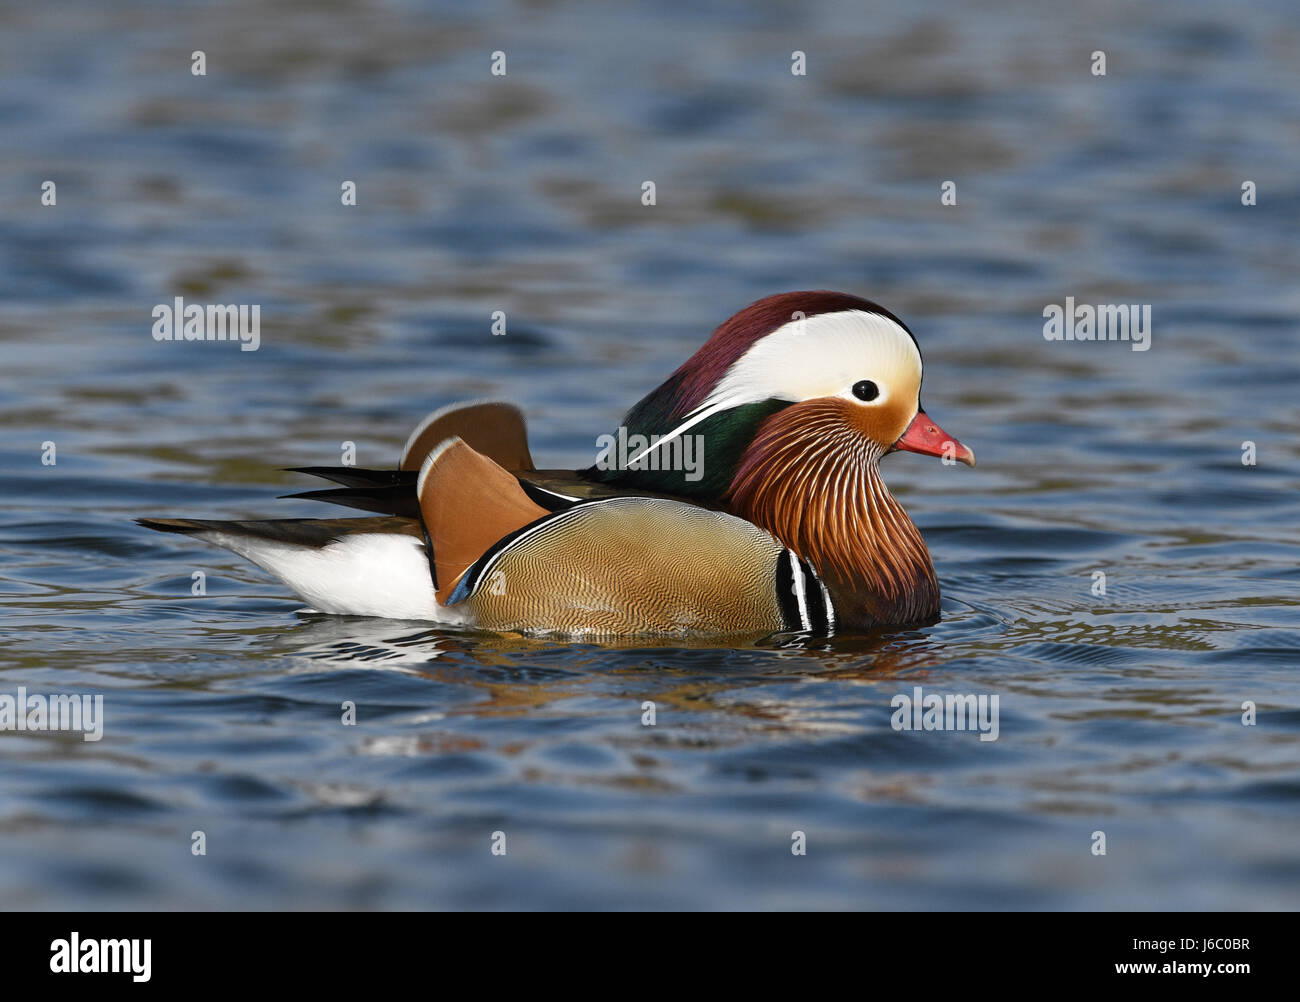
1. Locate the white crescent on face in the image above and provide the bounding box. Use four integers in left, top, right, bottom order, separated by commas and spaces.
630, 310, 924, 464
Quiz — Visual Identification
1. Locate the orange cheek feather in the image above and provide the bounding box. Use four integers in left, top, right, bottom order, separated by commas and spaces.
833, 395, 915, 450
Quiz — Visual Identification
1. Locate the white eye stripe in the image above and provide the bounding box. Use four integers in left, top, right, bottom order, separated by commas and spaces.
707, 310, 921, 410
628, 309, 921, 466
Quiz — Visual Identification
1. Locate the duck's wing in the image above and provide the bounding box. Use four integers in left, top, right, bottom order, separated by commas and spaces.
400, 399, 535, 472
282, 467, 681, 518
276, 400, 535, 518
279, 475, 423, 518
414, 437, 551, 599
417, 439, 835, 639
515, 468, 688, 508
283, 400, 698, 518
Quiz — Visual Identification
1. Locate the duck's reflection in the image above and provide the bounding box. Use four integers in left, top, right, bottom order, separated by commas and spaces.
271, 613, 945, 725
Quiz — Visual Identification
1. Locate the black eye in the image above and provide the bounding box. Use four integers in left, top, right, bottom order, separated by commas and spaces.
852, 380, 879, 402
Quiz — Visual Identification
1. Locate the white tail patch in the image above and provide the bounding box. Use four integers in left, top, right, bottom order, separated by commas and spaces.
200, 531, 468, 623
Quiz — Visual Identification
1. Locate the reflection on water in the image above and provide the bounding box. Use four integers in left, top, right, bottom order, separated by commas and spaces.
1, 0, 1299, 908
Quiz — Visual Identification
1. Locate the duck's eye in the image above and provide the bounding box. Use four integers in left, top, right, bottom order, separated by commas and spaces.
852, 380, 880, 402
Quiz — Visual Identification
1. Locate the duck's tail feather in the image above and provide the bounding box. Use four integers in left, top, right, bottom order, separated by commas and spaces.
283, 467, 415, 489
137, 516, 453, 621
137, 515, 422, 547
277, 484, 421, 519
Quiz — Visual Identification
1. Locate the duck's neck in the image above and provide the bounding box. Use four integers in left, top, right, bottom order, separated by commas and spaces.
725, 405, 940, 627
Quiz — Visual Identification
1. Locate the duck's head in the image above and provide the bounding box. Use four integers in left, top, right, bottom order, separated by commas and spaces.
592, 291, 973, 624
596, 290, 972, 493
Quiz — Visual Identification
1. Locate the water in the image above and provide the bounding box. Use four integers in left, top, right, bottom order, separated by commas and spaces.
2, 0, 1298, 909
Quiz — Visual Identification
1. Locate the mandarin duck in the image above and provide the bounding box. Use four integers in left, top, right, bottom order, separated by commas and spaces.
141, 291, 974, 637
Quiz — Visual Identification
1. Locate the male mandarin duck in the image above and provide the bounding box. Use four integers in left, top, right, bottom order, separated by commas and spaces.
141, 291, 974, 638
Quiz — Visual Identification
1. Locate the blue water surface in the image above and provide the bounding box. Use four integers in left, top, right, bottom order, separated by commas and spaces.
1, 0, 1298, 909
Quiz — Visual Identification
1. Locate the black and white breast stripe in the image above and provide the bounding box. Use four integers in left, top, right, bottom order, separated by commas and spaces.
774, 549, 836, 635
